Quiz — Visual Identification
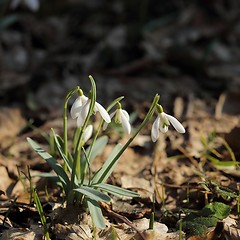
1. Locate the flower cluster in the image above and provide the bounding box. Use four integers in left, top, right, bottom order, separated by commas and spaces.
70, 90, 185, 143
28, 76, 186, 230
70, 89, 131, 136
151, 104, 185, 142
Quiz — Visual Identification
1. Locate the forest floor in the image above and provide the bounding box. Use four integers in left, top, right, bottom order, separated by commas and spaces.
1, 1, 240, 239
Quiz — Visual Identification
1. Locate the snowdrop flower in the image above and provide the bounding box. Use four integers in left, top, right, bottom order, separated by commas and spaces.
70, 90, 111, 127
77, 99, 111, 127
70, 90, 88, 119
103, 102, 131, 134
151, 105, 185, 142
11, 0, 40, 11
82, 125, 93, 144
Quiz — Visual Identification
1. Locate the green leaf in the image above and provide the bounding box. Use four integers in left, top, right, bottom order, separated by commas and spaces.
86, 198, 105, 229
201, 202, 231, 220
92, 183, 139, 197
181, 201, 231, 238
182, 221, 207, 237
33, 189, 50, 240
80, 135, 108, 180
74, 186, 111, 202
192, 216, 218, 227
52, 130, 73, 172
27, 137, 70, 193
91, 143, 122, 184
207, 155, 239, 167
82, 136, 108, 164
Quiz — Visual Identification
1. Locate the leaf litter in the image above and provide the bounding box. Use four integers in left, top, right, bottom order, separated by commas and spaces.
1, 1, 240, 239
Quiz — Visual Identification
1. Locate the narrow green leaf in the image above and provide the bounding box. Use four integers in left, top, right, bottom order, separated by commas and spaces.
91, 143, 122, 184
86, 198, 106, 229
106, 96, 124, 111
33, 189, 50, 240
27, 137, 70, 193
82, 136, 108, 164
92, 183, 139, 197
81, 135, 108, 179
207, 155, 239, 166
52, 130, 73, 172
74, 186, 111, 202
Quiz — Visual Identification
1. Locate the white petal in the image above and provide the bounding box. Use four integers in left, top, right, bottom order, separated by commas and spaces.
160, 112, 170, 126
165, 114, 185, 133
103, 111, 116, 130
80, 95, 88, 104
77, 101, 90, 127
160, 125, 168, 133
95, 102, 111, 123
70, 97, 83, 119
82, 125, 93, 143
151, 116, 160, 142
77, 115, 84, 127
121, 109, 130, 121
119, 109, 131, 134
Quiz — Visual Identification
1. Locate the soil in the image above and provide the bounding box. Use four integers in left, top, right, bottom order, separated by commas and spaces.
1, 1, 240, 239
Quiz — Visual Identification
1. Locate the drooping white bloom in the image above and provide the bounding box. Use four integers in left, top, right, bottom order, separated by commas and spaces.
70, 94, 88, 119
11, 0, 40, 11
151, 105, 185, 142
103, 107, 131, 134
82, 125, 93, 144
71, 94, 111, 127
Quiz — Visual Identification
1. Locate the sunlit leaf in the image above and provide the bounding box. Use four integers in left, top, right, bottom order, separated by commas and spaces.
181, 202, 231, 238
91, 143, 122, 184
52, 130, 73, 172
92, 183, 139, 197
74, 186, 111, 202
86, 198, 105, 229
81, 136, 108, 178
27, 137, 70, 193
33, 189, 50, 239
201, 202, 231, 220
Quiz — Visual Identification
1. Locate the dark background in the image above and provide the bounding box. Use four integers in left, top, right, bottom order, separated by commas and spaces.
1, 0, 240, 121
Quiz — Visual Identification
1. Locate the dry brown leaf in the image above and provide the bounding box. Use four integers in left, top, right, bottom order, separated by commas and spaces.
0, 215, 12, 228
0, 166, 13, 194
1, 228, 35, 240
0, 107, 26, 148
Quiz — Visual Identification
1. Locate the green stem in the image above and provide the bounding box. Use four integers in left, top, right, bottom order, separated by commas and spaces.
63, 86, 80, 171
81, 96, 125, 183
70, 76, 97, 199
87, 96, 124, 161
96, 94, 160, 183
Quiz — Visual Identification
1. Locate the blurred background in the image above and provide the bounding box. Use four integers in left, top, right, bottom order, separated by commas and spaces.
1, 0, 240, 122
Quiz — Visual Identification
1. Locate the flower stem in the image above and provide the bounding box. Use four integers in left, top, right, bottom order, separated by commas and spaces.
63, 87, 80, 171
96, 94, 160, 183
69, 76, 96, 201
81, 96, 125, 183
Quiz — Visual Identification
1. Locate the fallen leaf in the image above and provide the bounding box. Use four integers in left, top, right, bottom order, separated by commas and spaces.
0, 107, 26, 148
1, 228, 35, 240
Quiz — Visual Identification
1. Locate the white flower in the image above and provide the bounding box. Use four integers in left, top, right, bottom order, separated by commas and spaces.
103, 108, 131, 134
11, 0, 40, 11
151, 110, 185, 142
71, 95, 111, 128
70, 95, 88, 119
82, 125, 93, 144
